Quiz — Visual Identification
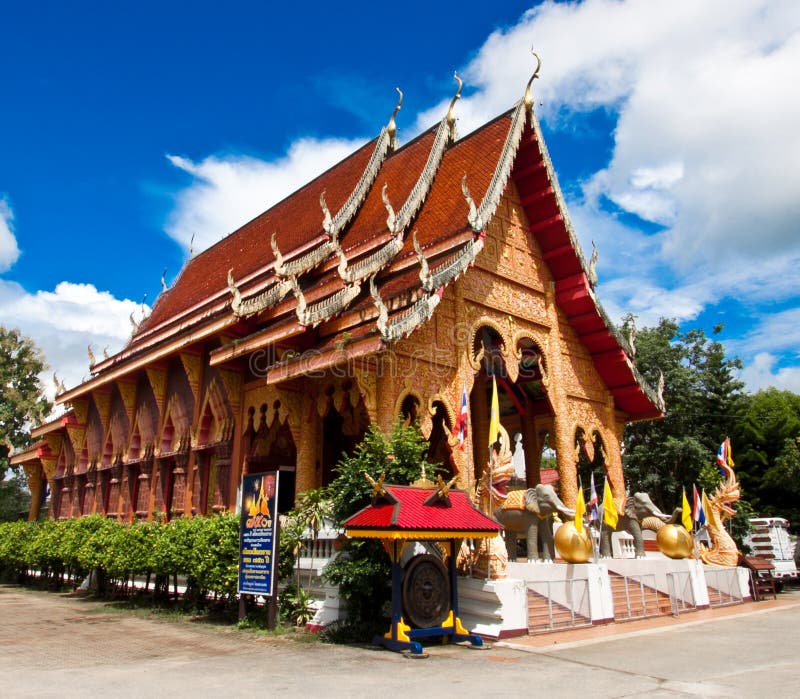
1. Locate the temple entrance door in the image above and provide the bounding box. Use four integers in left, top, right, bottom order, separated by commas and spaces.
427, 401, 455, 476
320, 388, 368, 487
469, 328, 555, 492
247, 403, 298, 515
514, 338, 555, 488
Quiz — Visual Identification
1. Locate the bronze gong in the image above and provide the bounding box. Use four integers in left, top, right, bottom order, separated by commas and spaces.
401, 554, 451, 628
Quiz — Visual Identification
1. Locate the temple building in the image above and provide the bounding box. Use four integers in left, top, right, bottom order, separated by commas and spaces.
14, 66, 663, 522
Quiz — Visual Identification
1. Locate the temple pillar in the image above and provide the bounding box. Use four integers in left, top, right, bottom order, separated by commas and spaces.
170, 454, 188, 519
552, 410, 577, 507
374, 355, 397, 435
603, 417, 627, 510
24, 464, 44, 521
293, 402, 320, 498
542, 282, 577, 507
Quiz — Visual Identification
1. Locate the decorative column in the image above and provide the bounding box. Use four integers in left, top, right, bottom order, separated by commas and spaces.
212, 442, 232, 513
543, 282, 577, 508
170, 453, 188, 519
136, 460, 152, 519
107, 466, 121, 518
83, 468, 97, 515
602, 394, 625, 507
292, 399, 320, 497
24, 464, 44, 521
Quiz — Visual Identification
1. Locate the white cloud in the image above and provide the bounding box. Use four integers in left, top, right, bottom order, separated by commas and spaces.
0, 197, 20, 272
441, 0, 800, 289
0, 280, 147, 401
415, 0, 800, 394
165, 137, 366, 253
739, 352, 800, 393
727, 308, 800, 359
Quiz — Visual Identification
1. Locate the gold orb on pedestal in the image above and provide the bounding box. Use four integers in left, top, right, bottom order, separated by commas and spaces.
656, 524, 694, 559
554, 522, 593, 563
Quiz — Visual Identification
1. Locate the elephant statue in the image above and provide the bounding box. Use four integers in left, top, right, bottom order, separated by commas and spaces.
595, 491, 680, 558
492, 483, 576, 562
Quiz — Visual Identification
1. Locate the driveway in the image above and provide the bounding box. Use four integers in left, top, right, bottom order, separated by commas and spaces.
1, 584, 798, 698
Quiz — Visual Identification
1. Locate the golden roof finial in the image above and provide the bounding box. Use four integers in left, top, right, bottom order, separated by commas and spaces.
524, 49, 542, 113
436, 473, 458, 498
364, 471, 387, 498
447, 71, 463, 137
387, 87, 403, 150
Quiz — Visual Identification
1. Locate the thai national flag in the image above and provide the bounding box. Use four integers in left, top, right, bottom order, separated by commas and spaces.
588, 473, 599, 521
453, 383, 469, 449
693, 484, 706, 526
716, 437, 734, 476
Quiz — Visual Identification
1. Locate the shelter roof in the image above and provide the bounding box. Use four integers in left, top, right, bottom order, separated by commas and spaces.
343, 484, 503, 539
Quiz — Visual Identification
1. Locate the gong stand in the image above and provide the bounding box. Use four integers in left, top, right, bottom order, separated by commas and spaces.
376, 538, 483, 655
342, 478, 502, 656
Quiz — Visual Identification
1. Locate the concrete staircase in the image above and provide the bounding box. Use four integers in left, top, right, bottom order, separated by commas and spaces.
527, 589, 591, 634
609, 572, 672, 621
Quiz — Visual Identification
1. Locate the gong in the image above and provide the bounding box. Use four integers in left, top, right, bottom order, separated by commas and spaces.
401, 554, 451, 628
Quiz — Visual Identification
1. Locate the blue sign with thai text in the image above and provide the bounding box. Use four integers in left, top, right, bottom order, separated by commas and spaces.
238, 471, 279, 596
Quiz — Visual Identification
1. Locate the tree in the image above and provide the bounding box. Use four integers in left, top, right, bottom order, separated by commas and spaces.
732, 389, 800, 528
0, 470, 31, 522
0, 326, 51, 477
622, 318, 744, 511
0, 327, 51, 522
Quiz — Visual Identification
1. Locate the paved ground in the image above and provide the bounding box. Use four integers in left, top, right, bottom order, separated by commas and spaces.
1, 583, 799, 698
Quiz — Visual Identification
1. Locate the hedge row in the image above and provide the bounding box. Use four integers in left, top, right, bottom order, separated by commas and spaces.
0, 514, 240, 598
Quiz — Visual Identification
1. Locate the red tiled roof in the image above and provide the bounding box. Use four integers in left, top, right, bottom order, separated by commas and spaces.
343, 484, 503, 535
65, 95, 661, 421
138, 137, 379, 334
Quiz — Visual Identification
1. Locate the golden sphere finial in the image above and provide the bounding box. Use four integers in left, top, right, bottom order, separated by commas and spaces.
656, 524, 694, 559
554, 522, 593, 563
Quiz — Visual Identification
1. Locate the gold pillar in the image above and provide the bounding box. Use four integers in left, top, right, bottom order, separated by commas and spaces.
25, 464, 44, 520
553, 411, 577, 508
293, 408, 321, 498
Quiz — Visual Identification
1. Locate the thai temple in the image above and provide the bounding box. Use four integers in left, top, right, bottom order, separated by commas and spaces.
14, 64, 664, 527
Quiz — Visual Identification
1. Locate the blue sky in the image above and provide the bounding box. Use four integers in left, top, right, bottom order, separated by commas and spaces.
1, 0, 799, 399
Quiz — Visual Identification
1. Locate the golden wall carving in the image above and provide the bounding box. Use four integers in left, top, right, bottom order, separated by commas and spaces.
116, 379, 138, 427
145, 365, 168, 420
180, 352, 203, 401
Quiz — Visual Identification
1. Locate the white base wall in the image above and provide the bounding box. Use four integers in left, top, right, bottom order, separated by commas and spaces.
457, 576, 528, 638
703, 564, 752, 601
604, 557, 711, 608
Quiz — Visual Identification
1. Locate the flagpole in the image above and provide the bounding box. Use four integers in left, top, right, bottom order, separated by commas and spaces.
597, 494, 603, 560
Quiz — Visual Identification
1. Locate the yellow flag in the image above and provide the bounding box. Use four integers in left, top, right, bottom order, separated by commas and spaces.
603, 479, 618, 529
488, 376, 500, 449
681, 488, 692, 531
574, 486, 586, 534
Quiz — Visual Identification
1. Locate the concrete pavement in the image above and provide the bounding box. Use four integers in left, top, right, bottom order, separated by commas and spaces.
1, 584, 798, 698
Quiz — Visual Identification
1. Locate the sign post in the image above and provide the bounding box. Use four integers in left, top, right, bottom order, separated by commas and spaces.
238, 471, 280, 628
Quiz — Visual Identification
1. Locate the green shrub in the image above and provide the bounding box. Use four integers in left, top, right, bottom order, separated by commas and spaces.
322, 421, 438, 639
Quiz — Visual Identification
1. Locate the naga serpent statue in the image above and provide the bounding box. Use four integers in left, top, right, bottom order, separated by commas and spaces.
697, 460, 741, 567
466, 428, 515, 578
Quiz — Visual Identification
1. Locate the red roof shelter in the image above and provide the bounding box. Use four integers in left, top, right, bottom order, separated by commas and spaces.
343, 477, 501, 655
